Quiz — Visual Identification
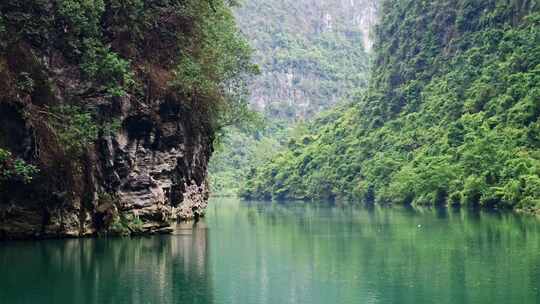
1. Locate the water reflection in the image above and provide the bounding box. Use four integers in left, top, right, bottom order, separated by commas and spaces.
1, 199, 540, 304
206, 199, 540, 304
0, 222, 211, 304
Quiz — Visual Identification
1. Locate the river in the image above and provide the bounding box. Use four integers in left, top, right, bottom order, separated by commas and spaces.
1, 198, 540, 303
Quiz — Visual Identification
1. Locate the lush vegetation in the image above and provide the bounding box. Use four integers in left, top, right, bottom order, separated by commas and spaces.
242, 0, 540, 213
0, 0, 256, 184
0, 148, 38, 183
209, 0, 376, 194
209, 118, 309, 195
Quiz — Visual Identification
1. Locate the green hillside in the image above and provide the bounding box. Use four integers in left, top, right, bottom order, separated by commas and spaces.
209, 0, 377, 195
242, 0, 540, 214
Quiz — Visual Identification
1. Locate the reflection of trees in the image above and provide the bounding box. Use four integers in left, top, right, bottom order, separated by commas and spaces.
0, 222, 212, 304
2, 199, 540, 304
210, 198, 540, 304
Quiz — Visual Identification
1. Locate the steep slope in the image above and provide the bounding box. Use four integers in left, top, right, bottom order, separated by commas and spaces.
242, 0, 540, 213
235, 0, 378, 119
0, 0, 255, 239
208, 0, 379, 195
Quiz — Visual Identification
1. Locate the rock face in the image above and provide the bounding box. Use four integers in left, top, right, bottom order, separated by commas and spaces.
1, 0, 256, 240
235, 0, 380, 119
0, 41, 214, 240
97, 96, 212, 232
0, 0, 254, 240
0, 92, 213, 239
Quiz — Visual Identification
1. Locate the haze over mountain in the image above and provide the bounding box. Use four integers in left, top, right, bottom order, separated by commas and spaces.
235, 0, 379, 120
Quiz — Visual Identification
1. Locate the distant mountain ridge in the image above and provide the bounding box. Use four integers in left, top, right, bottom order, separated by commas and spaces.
235, 0, 379, 120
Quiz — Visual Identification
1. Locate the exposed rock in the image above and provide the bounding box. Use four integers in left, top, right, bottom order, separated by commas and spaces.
0, 94, 213, 240
0, 48, 214, 241
0, 0, 254, 240
235, 0, 380, 119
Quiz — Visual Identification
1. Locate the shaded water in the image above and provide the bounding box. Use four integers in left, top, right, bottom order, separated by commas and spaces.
1, 198, 540, 303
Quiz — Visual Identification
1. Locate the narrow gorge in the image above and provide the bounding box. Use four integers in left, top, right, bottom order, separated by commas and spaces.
1, 1, 540, 303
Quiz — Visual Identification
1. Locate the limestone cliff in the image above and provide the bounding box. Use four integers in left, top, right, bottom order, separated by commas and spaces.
235, 0, 379, 119
0, 1, 253, 239
0, 92, 212, 239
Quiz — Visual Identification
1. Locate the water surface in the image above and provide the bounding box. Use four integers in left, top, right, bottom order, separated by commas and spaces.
1, 198, 540, 303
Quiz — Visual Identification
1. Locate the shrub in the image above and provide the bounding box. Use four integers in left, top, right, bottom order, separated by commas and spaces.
0, 148, 38, 183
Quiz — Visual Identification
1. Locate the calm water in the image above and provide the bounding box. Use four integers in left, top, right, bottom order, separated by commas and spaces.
1, 198, 540, 304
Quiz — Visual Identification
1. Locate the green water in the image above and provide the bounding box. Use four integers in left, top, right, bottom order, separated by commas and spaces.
1, 199, 540, 304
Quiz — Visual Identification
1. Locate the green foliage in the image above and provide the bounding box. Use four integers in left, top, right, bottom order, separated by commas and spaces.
235, 0, 373, 120
97, 192, 144, 235
0, 1, 132, 95
80, 40, 135, 97
170, 0, 258, 128
57, 0, 105, 50
56, 0, 134, 96
209, 117, 291, 196
50, 105, 98, 156
242, 1, 540, 213
1, 0, 255, 165
46, 105, 120, 157
108, 213, 144, 235
210, 0, 374, 194
0, 148, 38, 183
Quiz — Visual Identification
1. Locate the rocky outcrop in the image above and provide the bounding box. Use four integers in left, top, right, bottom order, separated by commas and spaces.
0, 4, 215, 240
0, 0, 254, 240
94, 95, 212, 234
0, 91, 213, 239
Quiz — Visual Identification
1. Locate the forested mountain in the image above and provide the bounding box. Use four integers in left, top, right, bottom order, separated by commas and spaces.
0, 0, 255, 239
235, 0, 378, 119
242, 0, 540, 214
209, 0, 379, 195
2, 0, 539, 300
208, 0, 379, 195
